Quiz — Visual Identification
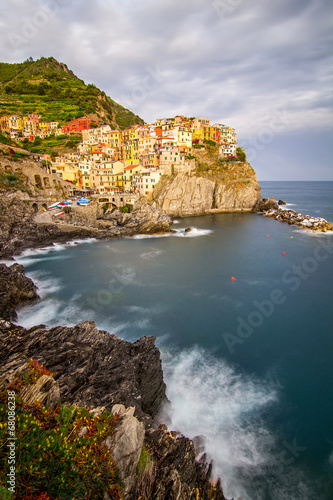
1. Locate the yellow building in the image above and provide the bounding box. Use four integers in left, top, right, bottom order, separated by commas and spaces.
107, 131, 122, 148
123, 164, 141, 191
192, 128, 203, 142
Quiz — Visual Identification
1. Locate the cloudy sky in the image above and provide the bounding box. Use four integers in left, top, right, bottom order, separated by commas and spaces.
0, 0, 332, 180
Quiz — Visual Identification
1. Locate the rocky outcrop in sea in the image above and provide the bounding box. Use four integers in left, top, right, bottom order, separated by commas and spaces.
263, 208, 333, 232
57, 202, 173, 236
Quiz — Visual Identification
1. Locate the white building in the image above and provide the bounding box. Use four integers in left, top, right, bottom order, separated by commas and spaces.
134, 169, 163, 196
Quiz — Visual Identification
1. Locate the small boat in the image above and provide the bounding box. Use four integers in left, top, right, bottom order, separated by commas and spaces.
48, 202, 60, 210
77, 197, 91, 206
54, 211, 64, 217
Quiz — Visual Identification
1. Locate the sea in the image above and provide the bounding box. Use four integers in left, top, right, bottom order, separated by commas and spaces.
8, 181, 333, 500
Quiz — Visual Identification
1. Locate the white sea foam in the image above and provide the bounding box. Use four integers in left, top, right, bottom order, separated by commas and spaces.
174, 227, 213, 238
16, 294, 92, 329
161, 347, 316, 500
131, 227, 213, 239
140, 249, 164, 260
27, 273, 62, 298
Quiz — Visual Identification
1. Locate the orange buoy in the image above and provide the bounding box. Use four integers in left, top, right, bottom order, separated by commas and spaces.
282, 252, 286, 256
267, 235, 269, 237
231, 276, 237, 282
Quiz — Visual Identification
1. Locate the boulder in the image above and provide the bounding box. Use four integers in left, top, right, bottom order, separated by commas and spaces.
104, 404, 145, 497
0, 263, 39, 321
252, 197, 279, 212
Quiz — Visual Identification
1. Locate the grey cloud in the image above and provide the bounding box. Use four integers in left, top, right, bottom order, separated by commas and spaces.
0, 0, 332, 178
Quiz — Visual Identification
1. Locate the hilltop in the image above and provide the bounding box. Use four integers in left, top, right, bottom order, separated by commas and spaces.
0, 57, 144, 130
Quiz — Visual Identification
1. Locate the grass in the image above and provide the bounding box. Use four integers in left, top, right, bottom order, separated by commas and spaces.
0, 169, 31, 195
0, 360, 123, 500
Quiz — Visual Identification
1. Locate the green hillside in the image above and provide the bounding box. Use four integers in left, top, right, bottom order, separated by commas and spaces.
0, 57, 144, 130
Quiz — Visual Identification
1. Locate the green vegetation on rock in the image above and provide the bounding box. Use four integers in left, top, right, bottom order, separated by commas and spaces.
0, 359, 122, 499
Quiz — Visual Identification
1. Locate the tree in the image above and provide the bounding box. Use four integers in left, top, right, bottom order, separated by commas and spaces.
237, 147, 246, 162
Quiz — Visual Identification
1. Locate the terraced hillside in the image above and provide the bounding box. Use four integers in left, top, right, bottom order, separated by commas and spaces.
0, 57, 144, 130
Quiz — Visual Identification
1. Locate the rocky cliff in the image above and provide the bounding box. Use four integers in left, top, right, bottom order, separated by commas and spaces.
150, 147, 261, 216
0, 320, 167, 426
0, 265, 227, 499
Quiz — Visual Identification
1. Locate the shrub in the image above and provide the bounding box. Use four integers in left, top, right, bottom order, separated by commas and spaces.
204, 139, 217, 147
0, 360, 122, 499
5, 173, 19, 182
236, 147, 247, 162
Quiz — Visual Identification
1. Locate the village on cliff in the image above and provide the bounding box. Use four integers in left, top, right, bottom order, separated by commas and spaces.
0, 114, 238, 197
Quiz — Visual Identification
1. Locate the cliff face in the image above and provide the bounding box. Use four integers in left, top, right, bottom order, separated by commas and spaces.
151, 148, 261, 216
0, 320, 167, 426
0, 261, 227, 499
151, 171, 260, 216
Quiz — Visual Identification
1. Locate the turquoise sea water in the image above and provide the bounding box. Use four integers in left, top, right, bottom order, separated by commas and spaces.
11, 181, 333, 500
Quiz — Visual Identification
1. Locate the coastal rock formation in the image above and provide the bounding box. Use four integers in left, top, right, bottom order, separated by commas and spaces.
1, 362, 61, 409
142, 426, 225, 500
0, 193, 94, 258
0, 263, 39, 321
0, 320, 167, 426
151, 172, 261, 216
104, 404, 145, 496
252, 197, 279, 212
151, 165, 261, 216
263, 208, 333, 231
0, 272, 228, 499
0, 319, 227, 499
0, 192, 173, 258
60, 202, 173, 236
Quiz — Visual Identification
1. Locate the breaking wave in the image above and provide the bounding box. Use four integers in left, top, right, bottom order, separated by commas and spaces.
161, 347, 318, 500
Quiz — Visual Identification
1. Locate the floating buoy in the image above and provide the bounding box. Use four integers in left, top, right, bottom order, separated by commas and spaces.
239, 217, 242, 220
267, 235, 269, 238
291, 236, 293, 239
231, 276, 237, 282
282, 252, 286, 256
